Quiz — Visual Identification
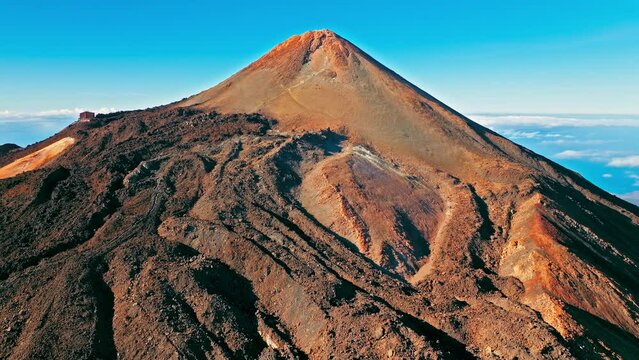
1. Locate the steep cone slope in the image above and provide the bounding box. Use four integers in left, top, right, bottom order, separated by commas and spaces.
0, 30, 638, 359
179, 30, 534, 184
180, 29, 639, 347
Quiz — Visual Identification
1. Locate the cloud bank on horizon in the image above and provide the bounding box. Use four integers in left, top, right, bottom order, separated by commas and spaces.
0, 107, 116, 148
0, 108, 116, 122
471, 113, 639, 128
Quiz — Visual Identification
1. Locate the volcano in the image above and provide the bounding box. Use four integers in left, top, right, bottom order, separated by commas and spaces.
1, 30, 638, 359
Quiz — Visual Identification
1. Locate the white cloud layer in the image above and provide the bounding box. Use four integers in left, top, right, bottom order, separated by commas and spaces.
0, 108, 117, 123
541, 139, 616, 145
554, 150, 621, 161
619, 190, 639, 206
470, 114, 639, 128
555, 150, 590, 159
498, 129, 540, 139
627, 173, 639, 186
608, 156, 639, 168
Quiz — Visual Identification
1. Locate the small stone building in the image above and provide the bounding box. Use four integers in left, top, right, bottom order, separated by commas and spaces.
78, 111, 95, 122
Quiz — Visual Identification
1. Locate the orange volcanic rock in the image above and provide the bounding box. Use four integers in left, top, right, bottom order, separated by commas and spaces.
0, 137, 75, 179
1, 30, 638, 359
298, 144, 444, 277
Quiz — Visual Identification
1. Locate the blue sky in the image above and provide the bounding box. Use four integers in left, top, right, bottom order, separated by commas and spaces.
1, 1, 638, 202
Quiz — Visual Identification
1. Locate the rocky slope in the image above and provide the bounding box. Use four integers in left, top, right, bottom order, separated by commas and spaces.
1, 30, 638, 359
0, 144, 21, 157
